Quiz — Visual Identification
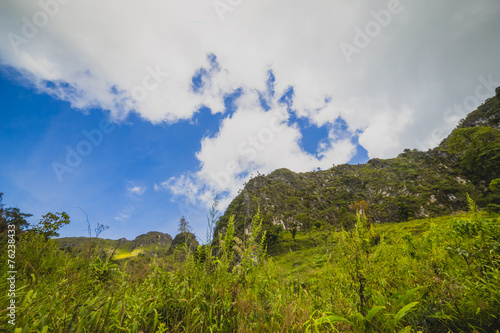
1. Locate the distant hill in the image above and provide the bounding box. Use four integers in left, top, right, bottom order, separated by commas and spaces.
216, 87, 500, 242
134, 231, 173, 248
56, 231, 173, 259
168, 232, 199, 254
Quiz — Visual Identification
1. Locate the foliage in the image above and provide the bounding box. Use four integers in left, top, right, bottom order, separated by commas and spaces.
0, 192, 33, 236
490, 178, 500, 192
178, 216, 191, 234
217, 90, 500, 240
206, 194, 220, 244
4, 85, 500, 332
441, 126, 500, 182
2, 195, 500, 332
28, 212, 70, 238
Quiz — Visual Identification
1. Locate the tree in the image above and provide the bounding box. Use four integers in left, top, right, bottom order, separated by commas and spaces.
29, 212, 70, 239
0, 192, 33, 235
489, 178, 500, 193
178, 216, 192, 234
396, 195, 419, 222
487, 178, 500, 213
349, 200, 369, 218
443, 127, 500, 182
290, 222, 298, 243
265, 224, 282, 251
296, 213, 313, 232
178, 216, 193, 250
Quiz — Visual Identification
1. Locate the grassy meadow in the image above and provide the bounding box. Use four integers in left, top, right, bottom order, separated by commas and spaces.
1, 196, 500, 332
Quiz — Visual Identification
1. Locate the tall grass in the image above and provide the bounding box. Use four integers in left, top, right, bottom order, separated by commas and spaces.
1, 199, 499, 332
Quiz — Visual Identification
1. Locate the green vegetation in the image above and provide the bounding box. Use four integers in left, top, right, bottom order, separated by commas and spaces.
441, 126, 500, 183
1, 88, 499, 331
0, 193, 32, 239
1, 196, 500, 332
218, 90, 500, 243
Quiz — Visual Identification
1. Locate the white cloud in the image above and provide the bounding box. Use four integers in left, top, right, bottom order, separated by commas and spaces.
127, 185, 146, 196
114, 206, 134, 221
358, 106, 414, 159
157, 88, 357, 207
1, 0, 500, 205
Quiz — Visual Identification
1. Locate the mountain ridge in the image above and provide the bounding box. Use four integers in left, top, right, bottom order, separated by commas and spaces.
216, 87, 500, 244
56, 230, 173, 255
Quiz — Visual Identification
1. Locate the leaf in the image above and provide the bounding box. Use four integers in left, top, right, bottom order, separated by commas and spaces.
391, 301, 419, 331
152, 308, 159, 332
21, 289, 34, 308
428, 313, 454, 320
366, 305, 385, 322
394, 286, 424, 310
76, 317, 85, 333
316, 314, 353, 326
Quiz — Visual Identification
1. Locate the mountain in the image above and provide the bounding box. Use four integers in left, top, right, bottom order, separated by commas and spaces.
56, 231, 173, 258
134, 231, 173, 248
168, 231, 199, 254
216, 87, 500, 243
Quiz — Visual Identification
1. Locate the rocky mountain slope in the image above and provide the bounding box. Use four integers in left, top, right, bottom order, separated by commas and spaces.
216, 87, 500, 240
56, 231, 173, 255
168, 231, 199, 254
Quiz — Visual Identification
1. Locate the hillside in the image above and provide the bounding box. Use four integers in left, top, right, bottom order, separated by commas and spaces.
5, 205, 500, 332
2, 89, 500, 333
217, 87, 500, 243
56, 231, 173, 259
168, 231, 199, 254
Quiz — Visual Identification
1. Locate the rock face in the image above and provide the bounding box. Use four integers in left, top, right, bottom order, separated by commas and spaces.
216, 88, 500, 238
134, 231, 173, 248
457, 94, 500, 130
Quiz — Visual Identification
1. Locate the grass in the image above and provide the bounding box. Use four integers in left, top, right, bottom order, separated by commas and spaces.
1, 203, 499, 332
112, 248, 145, 260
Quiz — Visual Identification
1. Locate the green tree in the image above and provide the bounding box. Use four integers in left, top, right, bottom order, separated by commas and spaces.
443, 126, 500, 182
178, 216, 193, 253
0, 192, 33, 235
28, 212, 70, 238
297, 213, 313, 237
178, 216, 192, 234
489, 178, 500, 192
290, 222, 298, 243
487, 178, 500, 212
396, 195, 417, 222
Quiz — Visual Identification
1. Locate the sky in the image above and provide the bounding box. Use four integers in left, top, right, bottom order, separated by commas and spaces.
0, 0, 499, 241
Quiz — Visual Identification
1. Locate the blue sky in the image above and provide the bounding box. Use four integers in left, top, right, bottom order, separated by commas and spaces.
0, 68, 368, 240
1, 0, 499, 240
0, 70, 203, 239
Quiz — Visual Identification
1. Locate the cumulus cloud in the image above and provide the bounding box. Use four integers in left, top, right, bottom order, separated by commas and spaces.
1, 0, 499, 206
157, 86, 358, 206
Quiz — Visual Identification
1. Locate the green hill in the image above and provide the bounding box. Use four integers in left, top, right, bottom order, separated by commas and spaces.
217, 88, 500, 248
6, 206, 500, 332
3, 87, 500, 332
55, 231, 173, 260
